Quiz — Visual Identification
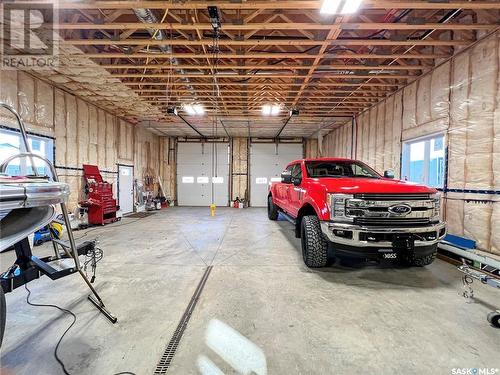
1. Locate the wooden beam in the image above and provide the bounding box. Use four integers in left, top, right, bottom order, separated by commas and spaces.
52, 22, 496, 31
67, 38, 472, 46
76, 52, 449, 59
110, 73, 413, 79
124, 81, 399, 87
135, 90, 385, 96
94, 63, 425, 71
48, 1, 500, 10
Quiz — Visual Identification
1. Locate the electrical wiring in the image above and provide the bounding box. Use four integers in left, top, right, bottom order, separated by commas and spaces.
235, 45, 319, 83
83, 246, 104, 283
24, 278, 136, 375
24, 284, 76, 375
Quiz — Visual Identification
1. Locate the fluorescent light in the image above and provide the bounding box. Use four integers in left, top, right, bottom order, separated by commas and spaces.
184, 104, 205, 116
320, 0, 342, 14
270, 105, 280, 115
262, 104, 280, 116
262, 104, 272, 115
340, 0, 362, 14
193, 104, 205, 115
184, 104, 196, 115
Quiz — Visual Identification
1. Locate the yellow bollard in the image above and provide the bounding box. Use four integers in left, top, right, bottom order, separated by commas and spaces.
210, 203, 216, 217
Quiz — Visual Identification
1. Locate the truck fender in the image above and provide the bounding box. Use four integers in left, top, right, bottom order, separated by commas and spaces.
294, 199, 324, 238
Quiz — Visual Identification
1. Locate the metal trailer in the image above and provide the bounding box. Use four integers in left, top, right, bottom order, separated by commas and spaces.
0, 102, 117, 348
438, 241, 500, 328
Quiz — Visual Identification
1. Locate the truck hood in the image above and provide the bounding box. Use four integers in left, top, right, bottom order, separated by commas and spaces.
310, 177, 437, 194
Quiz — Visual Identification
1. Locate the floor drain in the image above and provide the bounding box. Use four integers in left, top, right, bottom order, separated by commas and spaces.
153, 266, 213, 374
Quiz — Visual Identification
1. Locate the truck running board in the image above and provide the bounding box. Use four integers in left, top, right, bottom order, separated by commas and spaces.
279, 210, 296, 225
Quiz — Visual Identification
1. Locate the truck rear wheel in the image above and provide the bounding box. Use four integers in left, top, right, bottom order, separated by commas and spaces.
402, 246, 437, 267
301, 215, 328, 268
267, 196, 278, 220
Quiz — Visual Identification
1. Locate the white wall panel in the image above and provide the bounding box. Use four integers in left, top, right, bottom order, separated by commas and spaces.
250, 143, 302, 207
177, 143, 230, 206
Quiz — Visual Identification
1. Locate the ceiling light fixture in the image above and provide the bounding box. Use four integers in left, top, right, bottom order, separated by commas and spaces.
262, 104, 281, 116
320, 0, 342, 14
166, 107, 178, 115
340, 0, 363, 14
184, 104, 205, 116
320, 0, 362, 15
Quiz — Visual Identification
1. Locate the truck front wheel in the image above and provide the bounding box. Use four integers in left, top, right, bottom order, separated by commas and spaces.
301, 216, 328, 268
267, 196, 278, 220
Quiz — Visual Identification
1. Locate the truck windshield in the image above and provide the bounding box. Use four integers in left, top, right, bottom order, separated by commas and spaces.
305, 160, 380, 178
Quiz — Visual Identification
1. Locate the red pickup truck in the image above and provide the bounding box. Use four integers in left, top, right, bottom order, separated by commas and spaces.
268, 158, 446, 268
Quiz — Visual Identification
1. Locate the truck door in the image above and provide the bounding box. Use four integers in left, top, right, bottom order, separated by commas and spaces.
276, 164, 293, 209
288, 163, 304, 217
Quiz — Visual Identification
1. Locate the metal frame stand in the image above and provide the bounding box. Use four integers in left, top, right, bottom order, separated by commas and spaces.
439, 241, 500, 328
0, 102, 117, 324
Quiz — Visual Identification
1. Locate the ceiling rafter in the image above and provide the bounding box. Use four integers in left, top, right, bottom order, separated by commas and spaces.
27, 0, 499, 136
49, 1, 500, 10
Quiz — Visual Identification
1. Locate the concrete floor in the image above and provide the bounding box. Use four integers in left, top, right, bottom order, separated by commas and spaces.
1, 207, 499, 375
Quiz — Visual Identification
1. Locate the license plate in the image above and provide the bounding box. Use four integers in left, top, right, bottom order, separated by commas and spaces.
383, 252, 397, 259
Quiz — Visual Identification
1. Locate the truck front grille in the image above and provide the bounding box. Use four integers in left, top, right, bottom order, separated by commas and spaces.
346, 193, 437, 225
354, 193, 431, 201
354, 217, 431, 227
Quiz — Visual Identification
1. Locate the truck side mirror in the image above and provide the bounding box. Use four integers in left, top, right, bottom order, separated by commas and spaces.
281, 171, 292, 184
292, 177, 302, 186
384, 170, 395, 179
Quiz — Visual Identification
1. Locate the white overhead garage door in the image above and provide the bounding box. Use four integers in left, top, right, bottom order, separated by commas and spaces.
177, 142, 230, 206
250, 143, 303, 207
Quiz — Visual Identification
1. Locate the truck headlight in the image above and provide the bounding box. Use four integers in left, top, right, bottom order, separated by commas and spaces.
431, 192, 441, 222
327, 193, 354, 222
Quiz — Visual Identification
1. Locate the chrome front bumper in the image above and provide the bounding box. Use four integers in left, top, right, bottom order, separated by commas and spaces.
320, 221, 446, 248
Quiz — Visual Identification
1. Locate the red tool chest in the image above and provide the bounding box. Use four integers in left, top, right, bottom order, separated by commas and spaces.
80, 164, 119, 225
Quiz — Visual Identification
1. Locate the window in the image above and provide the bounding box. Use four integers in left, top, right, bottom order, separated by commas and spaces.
305, 160, 380, 179
291, 164, 302, 179
401, 134, 445, 188
0, 128, 54, 176
197, 176, 209, 184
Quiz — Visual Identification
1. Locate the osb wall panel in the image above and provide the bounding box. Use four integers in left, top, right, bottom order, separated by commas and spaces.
232, 138, 248, 201
0, 71, 164, 211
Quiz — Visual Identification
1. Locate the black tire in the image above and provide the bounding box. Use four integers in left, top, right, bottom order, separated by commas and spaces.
487, 311, 500, 328
402, 246, 437, 267
0, 287, 6, 348
300, 215, 329, 268
267, 196, 278, 220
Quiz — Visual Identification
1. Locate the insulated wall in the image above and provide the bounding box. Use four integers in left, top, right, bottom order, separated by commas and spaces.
322, 122, 353, 160
231, 137, 248, 201
0, 70, 164, 211
321, 31, 500, 255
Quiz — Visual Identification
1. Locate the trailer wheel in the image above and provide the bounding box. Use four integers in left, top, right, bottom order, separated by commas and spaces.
0, 287, 6, 348
300, 215, 328, 268
487, 311, 500, 328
